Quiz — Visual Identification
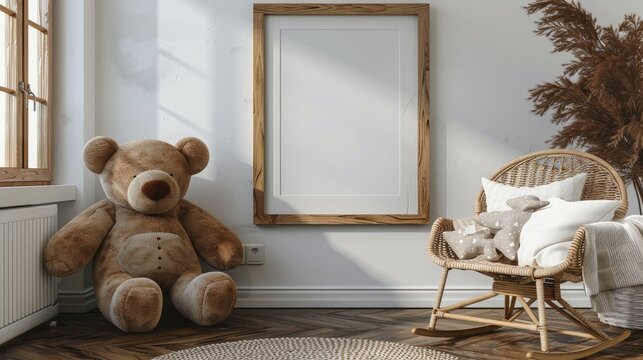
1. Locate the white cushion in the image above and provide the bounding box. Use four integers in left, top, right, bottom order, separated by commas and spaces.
481, 173, 587, 212
518, 197, 621, 267
532, 242, 572, 268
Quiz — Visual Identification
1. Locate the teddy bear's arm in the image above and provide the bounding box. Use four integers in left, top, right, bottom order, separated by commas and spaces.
43, 199, 116, 277
178, 200, 243, 270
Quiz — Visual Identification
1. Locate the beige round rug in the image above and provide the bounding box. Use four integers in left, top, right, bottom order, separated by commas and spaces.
153, 337, 458, 360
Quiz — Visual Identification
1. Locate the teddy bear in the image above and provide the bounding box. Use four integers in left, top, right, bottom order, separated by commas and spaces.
444, 195, 549, 262
43, 136, 243, 332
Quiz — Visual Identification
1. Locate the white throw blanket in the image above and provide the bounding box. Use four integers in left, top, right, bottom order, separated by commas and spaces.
583, 215, 643, 312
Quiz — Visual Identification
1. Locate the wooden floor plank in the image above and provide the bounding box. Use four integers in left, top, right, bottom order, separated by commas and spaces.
0, 308, 641, 359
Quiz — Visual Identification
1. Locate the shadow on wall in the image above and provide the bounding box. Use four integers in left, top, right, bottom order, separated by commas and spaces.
428, 5, 447, 220
95, 0, 442, 307
97, 0, 159, 141
178, 0, 429, 305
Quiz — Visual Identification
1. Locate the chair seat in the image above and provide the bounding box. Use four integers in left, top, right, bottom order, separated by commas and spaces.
436, 254, 578, 279
440, 256, 534, 276
428, 216, 583, 281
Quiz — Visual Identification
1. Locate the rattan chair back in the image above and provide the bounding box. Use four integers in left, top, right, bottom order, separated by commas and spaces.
475, 149, 628, 218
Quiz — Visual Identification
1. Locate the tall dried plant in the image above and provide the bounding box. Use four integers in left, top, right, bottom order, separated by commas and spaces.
526, 0, 643, 212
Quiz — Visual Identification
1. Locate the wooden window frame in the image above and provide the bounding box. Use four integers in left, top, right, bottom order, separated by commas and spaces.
0, 0, 53, 186
253, 3, 430, 224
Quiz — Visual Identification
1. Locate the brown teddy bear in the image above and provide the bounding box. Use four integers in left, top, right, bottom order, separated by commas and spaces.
44, 136, 243, 332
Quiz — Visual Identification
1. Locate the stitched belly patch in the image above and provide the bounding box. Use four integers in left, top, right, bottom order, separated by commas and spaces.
117, 232, 192, 280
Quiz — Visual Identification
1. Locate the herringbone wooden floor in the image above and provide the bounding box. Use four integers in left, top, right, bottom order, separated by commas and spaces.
1, 308, 641, 359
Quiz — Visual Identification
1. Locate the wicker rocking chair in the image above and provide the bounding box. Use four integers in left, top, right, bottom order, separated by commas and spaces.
412, 149, 631, 359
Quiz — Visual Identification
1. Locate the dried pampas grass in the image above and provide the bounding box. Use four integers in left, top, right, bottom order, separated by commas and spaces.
526, 0, 643, 211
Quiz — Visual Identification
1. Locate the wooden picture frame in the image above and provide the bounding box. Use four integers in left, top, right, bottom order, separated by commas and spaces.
253, 3, 430, 224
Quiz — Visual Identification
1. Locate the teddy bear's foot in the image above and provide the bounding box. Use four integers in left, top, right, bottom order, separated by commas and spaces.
109, 278, 163, 332
200, 274, 236, 325
171, 272, 236, 326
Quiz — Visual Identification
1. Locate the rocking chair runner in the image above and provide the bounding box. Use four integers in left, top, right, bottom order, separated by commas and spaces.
413, 150, 631, 359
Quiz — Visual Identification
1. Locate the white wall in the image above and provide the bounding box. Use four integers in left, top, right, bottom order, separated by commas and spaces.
52, 0, 97, 304
86, 0, 643, 307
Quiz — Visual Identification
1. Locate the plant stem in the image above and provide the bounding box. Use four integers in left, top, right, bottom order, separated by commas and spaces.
633, 176, 643, 215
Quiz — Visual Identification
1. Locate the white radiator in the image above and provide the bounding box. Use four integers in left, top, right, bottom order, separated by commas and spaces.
0, 204, 58, 345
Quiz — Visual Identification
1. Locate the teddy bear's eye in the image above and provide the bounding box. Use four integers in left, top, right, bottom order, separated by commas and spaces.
170, 173, 173, 177
133, 175, 137, 178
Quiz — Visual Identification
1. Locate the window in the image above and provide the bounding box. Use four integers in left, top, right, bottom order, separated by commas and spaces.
0, 0, 51, 186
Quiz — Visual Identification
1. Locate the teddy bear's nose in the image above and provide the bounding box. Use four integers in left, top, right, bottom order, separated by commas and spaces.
142, 180, 171, 201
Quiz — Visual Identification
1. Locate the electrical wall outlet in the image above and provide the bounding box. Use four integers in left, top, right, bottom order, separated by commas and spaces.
244, 244, 265, 265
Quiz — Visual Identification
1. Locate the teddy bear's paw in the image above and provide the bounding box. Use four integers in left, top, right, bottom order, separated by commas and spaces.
196, 272, 237, 326
215, 246, 243, 270
110, 278, 163, 332
44, 258, 73, 277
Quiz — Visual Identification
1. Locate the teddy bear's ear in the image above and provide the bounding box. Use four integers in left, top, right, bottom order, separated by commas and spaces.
83, 136, 119, 174
176, 137, 209, 175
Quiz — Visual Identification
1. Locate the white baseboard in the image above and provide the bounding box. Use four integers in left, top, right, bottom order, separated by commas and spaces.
235, 287, 591, 308
0, 305, 58, 345
54, 286, 591, 312
58, 287, 97, 313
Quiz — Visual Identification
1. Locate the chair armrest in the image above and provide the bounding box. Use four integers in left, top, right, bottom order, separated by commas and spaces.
427, 217, 458, 266
533, 226, 586, 280
564, 226, 587, 275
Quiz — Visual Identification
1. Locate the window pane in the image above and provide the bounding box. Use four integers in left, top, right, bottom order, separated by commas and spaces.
0, 91, 17, 167
27, 101, 46, 168
0, 0, 17, 12
0, 12, 17, 90
28, 26, 47, 99
28, 0, 47, 28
